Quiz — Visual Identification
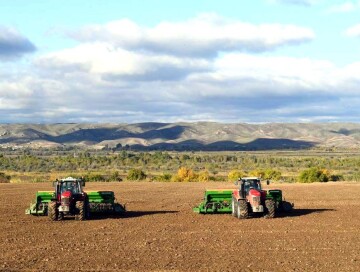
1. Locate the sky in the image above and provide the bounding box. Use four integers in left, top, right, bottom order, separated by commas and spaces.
1, 0, 360, 124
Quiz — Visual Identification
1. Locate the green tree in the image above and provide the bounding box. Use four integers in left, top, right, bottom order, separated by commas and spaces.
127, 169, 147, 181
263, 169, 282, 181
298, 168, 329, 183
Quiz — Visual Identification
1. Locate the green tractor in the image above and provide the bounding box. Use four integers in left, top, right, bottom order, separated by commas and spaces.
193, 177, 293, 218
25, 177, 125, 220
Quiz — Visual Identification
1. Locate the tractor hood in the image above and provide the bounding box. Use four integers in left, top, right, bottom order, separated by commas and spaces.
249, 189, 267, 199
61, 190, 72, 198
248, 189, 261, 196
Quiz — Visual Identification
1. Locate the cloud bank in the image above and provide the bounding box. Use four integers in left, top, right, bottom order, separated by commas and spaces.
0, 26, 36, 60
1, 14, 360, 123
68, 14, 315, 57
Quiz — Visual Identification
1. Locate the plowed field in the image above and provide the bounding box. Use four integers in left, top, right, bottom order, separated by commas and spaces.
1, 182, 360, 271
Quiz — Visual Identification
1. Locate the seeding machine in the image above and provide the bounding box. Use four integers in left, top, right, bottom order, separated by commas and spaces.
25, 177, 125, 221
193, 177, 293, 218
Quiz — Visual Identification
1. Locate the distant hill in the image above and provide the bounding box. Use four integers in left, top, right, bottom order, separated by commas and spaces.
0, 122, 360, 151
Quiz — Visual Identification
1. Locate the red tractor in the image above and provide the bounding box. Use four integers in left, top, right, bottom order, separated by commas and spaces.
232, 177, 276, 219
48, 177, 89, 221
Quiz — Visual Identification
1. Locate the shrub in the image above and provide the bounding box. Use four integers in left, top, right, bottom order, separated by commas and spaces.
0, 172, 11, 183
198, 171, 210, 182
170, 175, 182, 182
263, 169, 282, 181
110, 171, 123, 182
84, 173, 106, 182
156, 173, 172, 182
249, 169, 265, 178
171, 167, 197, 182
228, 170, 245, 181
298, 168, 330, 183
127, 169, 147, 181
329, 174, 344, 182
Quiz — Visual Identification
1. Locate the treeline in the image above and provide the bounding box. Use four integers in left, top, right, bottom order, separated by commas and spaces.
1, 151, 360, 172
0, 151, 359, 182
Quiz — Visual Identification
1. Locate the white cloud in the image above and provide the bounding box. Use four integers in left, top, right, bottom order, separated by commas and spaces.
268, 0, 319, 6
69, 13, 315, 57
35, 42, 211, 81
345, 24, 360, 37
213, 54, 336, 88
0, 78, 34, 109
23, 51, 360, 123
326, 1, 360, 13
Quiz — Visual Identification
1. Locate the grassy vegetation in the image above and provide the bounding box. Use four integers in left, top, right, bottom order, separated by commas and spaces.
0, 150, 359, 183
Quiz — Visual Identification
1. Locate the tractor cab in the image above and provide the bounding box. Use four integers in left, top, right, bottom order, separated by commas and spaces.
236, 177, 262, 198
54, 177, 85, 196
59, 180, 82, 194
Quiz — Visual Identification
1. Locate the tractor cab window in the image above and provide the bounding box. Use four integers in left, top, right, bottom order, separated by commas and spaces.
60, 181, 80, 194
243, 179, 261, 193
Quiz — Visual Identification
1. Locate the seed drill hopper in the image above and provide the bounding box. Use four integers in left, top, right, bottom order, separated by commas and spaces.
25, 177, 125, 220
192, 189, 233, 214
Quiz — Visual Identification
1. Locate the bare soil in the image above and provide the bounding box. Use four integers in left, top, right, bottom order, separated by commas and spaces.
1, 181, 360, 271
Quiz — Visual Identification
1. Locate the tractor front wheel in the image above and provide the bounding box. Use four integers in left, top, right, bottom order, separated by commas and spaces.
58, 212, 64, 221
48, 201, 58, 221
86, 201, 91, 219
231, 197, 237, 217
265, 199, 275, 219
237, 200, 248, 219
75, 201, 86, 221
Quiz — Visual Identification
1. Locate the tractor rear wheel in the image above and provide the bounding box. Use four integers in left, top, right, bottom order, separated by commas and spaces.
265, 199, 275, 219
237, 200, 248, 219
231, 197, 237, 217
75, 201, 85, 221
48, 201, 58, 221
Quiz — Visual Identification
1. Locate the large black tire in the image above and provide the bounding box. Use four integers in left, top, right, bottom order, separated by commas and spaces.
231, 197, 237, 217
237, 200, 248, 219
48, 201, 58, 221
75, 201, 85, 221
58, 212, 64, 221
281, 201, 293, 212
86, 201, 91, 219
265, 199, 275, 219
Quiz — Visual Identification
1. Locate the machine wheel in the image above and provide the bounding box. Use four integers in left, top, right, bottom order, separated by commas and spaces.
231, 197, 237, 217
86, 201, 91, 219
48, 201, 58, 221
265, 199, 275, 219
75, 201, 85, 221
237, 200, 248, 219
58, 212, 64, 221
281, 201, 293, 212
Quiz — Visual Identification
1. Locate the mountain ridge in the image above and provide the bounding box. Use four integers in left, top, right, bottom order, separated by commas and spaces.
0, 122, 359, 150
